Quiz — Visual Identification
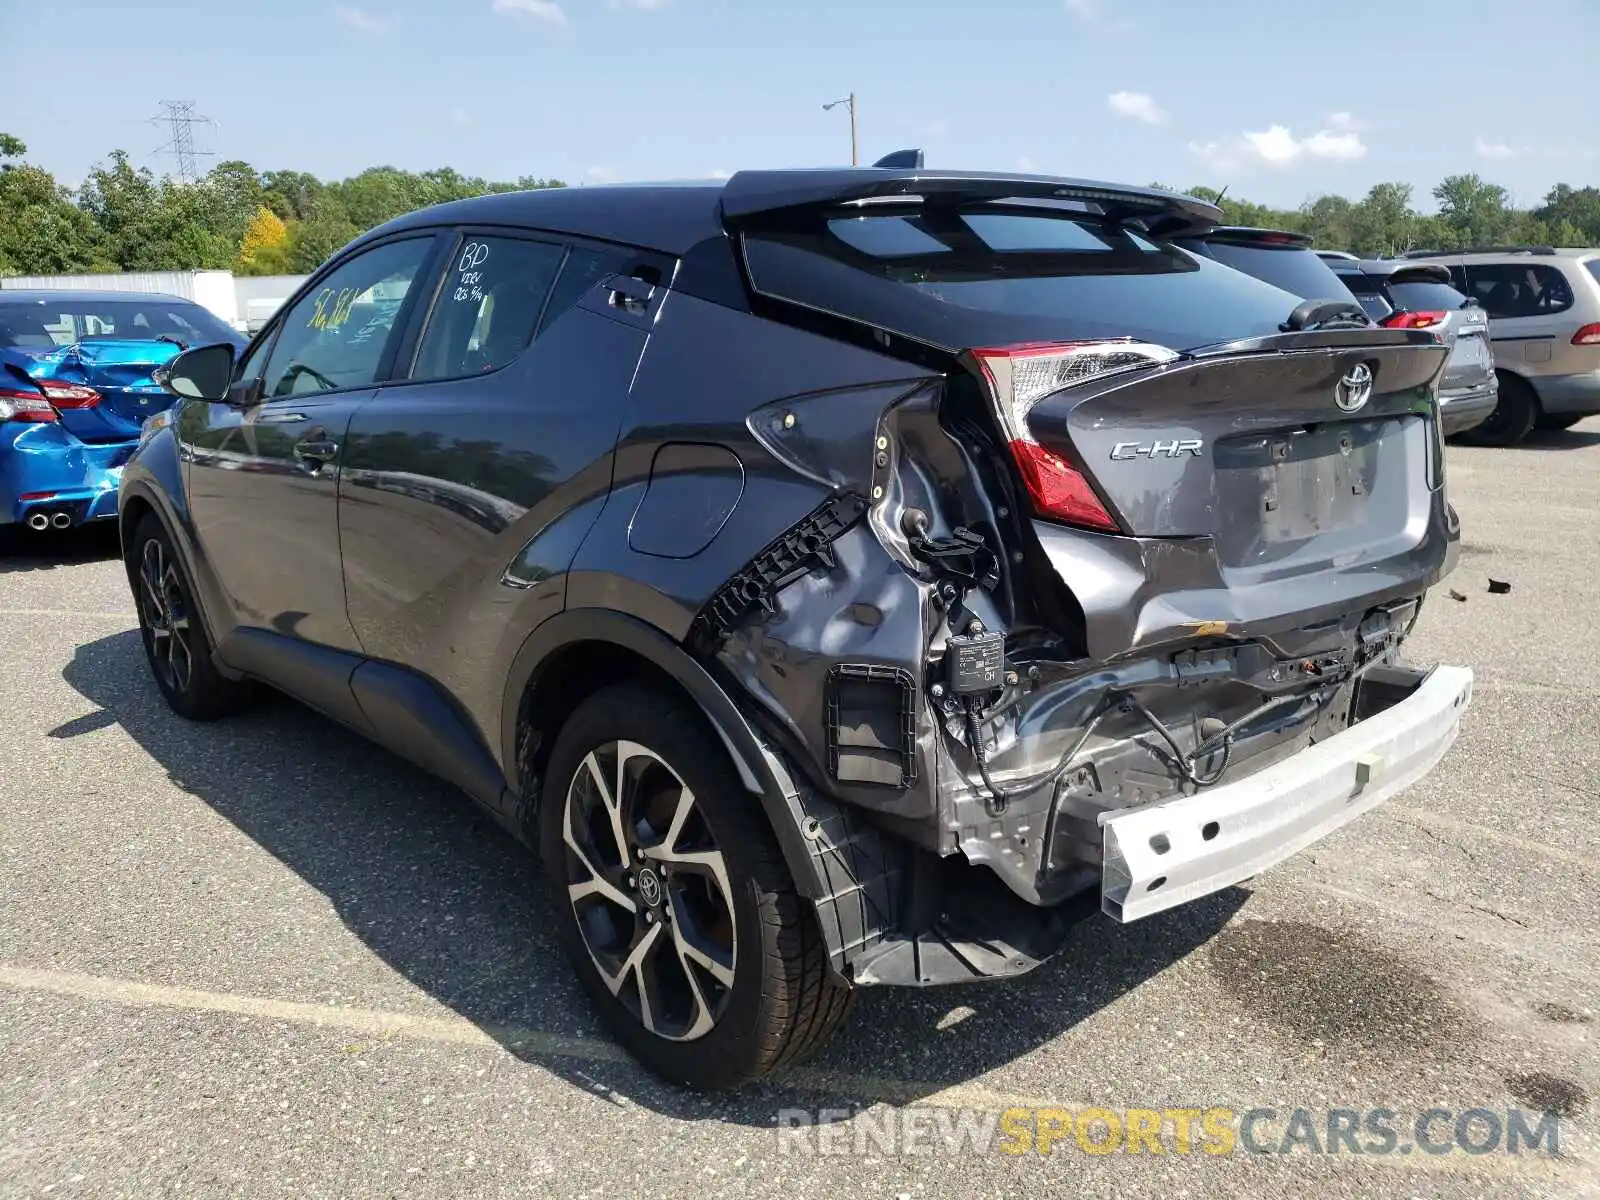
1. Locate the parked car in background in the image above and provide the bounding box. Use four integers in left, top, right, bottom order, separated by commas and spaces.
1316, 249, 1360, 263
1401, 246, 1600, 444
1176, 227, 1367, 308
0, 290, 246, 531
1327, 259, 1497, 438
124, 168, 1470, 1090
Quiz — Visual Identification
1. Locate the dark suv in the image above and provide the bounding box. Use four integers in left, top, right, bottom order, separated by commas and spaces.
124, 166, 1473, 1091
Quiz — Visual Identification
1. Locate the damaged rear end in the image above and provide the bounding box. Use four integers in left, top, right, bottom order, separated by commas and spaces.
690, 170, 1471, 981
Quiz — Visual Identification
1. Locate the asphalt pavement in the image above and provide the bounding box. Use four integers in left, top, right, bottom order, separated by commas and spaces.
2, 421, 1598, 1199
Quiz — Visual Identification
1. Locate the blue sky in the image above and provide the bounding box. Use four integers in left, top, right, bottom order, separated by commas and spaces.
5, 0, 1596, 210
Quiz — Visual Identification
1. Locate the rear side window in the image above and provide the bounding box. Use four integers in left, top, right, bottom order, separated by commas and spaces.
741, 205, 1306, 351
1464, 262, 1573, 319
0, 299, 236, 349
1586, 260, 1600, 288
1385, 279, 1469, 313
1190, 240, 1358, 303
538, 244, 635, 333
411, 236, 566, 380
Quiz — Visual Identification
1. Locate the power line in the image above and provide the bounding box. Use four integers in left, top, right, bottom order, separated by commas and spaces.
149, 101, 215, 184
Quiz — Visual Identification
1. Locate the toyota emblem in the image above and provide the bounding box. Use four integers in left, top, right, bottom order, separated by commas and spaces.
1336, 362, 1374, 413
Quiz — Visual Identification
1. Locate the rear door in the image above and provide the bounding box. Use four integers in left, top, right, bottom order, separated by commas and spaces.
1382, 273, 1492, 394
182, 234, 442, 656
337, 229, 661, 703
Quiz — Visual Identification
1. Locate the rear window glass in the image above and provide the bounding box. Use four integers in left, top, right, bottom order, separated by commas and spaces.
1586, 260, 1600, 287
743, 207, 1307, 351
1187, 240, 1358, 303
1386, 279, 1469, 313
0, 299, 238, 350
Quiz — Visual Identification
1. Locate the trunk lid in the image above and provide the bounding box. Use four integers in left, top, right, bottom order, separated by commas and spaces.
4, 339, 183, 442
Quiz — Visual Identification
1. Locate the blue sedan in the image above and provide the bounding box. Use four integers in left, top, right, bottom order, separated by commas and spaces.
0, 290, 246, 531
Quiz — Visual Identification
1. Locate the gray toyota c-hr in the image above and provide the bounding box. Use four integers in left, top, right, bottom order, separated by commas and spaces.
123, 160, 1474, 1090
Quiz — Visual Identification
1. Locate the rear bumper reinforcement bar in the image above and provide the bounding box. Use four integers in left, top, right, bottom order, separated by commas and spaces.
1100, 663, 1474, 922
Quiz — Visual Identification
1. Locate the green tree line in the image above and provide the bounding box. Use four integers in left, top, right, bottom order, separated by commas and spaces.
4, 132, 1598, 278
0, 133, 565, 277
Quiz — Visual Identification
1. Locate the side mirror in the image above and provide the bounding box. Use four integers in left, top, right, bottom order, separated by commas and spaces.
158, 342, 236, 402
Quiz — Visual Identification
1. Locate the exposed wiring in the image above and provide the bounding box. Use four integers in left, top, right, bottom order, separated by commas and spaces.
965, 697, 1111, 817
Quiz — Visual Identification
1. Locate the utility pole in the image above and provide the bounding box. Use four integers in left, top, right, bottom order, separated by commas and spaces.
150, 100, 215, 184
823, 93, 858, 166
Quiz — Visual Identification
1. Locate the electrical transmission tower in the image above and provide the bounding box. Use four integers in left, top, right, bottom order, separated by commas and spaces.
150, 100, 215, 183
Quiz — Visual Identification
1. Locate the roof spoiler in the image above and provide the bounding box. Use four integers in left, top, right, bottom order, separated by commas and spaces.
871, 148, 924, 169
1201, 226, 1315, 248
718, 168, 1221, 236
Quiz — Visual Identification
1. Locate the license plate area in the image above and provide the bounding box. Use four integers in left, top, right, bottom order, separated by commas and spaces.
1212, 415, 1421, 573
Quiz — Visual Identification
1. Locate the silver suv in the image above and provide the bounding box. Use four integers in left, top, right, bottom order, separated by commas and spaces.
1402, 246, 1600, 445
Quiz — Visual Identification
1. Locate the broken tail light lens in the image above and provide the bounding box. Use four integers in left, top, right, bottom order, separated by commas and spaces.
35, 380, 101, 409
1380, 311, 1447, 330
0, 385, 60, 424
971, 340, 1176, 534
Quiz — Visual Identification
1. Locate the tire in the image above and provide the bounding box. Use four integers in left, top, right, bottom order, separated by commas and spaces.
129, 513, 257, 720
1457, 373, 1537, 447
1537, 413, 1584, 431
539, 683, 854, 1090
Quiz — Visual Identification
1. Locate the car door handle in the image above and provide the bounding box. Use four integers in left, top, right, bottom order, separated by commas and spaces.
293, 434, 340, 464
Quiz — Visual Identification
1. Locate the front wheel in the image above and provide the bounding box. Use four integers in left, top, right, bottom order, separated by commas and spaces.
129, 514, 257, 720
539, 683, 854, 1090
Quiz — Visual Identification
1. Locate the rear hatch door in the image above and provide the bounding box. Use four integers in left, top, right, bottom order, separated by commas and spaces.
1379, 268, 1493, 394
729, 176, 1450, 601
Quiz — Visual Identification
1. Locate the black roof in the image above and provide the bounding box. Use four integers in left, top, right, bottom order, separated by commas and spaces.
356, 169, 1225, 257
362, 183, 730, 256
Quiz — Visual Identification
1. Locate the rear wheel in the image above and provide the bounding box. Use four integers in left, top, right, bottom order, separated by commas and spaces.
1457, 373, 1537, 447
539, 683, 854, 1090
129, 514, 256, 720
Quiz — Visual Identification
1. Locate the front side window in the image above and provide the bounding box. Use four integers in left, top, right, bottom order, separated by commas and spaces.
411, 236, 566, 380
262, 238, 433, 398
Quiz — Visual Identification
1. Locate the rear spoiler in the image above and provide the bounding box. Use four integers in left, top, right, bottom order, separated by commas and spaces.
719, 168, 1222, 237
1197, 226, 1314, 249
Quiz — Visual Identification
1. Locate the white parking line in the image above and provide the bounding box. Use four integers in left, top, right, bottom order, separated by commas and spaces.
0, 963, 1591, 1185
0, 608, 135, 621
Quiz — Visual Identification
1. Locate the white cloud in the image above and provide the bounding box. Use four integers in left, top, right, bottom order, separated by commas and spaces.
1017, 156, 1039, 172
707, 168, 732, 180
1107, 90, 1166, 124
1326, 111, 1366, 132
1190, 121, 1368, 172
586, 165, 620, 183
1475, 136, 1518, 160
1064, 0, 1100, 18
332, 4, 389, 33
924, 118, 950, 137
492, 0, 566, 24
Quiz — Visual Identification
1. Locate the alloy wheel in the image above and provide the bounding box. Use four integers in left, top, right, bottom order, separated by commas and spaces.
562, 740, 737, 1041
137, 537, 194, 696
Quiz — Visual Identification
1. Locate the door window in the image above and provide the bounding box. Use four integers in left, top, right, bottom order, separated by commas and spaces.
411, 236, 566, 380
261, 238, 433, 398
1464, 262, 1574, 319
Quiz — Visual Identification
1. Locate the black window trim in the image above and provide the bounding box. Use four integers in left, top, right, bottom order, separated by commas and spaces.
237, 231, 448, 405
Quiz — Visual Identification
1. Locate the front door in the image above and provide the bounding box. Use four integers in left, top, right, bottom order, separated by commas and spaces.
182, 234, 441, 654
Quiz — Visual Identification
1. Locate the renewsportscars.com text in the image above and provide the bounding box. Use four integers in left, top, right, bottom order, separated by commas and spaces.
775, 1105, 1564, 1158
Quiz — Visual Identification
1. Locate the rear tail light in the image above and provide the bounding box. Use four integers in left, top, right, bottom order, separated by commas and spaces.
36, 380, 101, 409
1571, 323, 1600, 346
1381, 311, 1447, 329
0, 385, 60, 424
970, 340, 1176, 533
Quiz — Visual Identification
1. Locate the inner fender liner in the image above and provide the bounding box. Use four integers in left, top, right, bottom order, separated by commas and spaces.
500, 608, 905, 981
